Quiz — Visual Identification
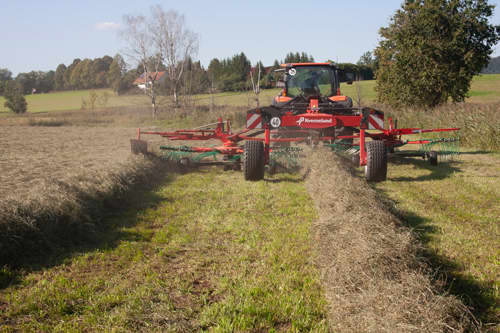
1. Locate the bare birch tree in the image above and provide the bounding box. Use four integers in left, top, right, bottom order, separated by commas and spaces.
120, 14, 163, 118
151, 6, 198, 107
121, 6, 198, 114
250, 63, 261, 108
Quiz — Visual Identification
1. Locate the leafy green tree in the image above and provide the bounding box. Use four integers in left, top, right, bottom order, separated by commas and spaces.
207, 53, 251, 91
334, 63, 375, 81
357, 51, 375, 68
54, 64, 66, 90
40, 71, 55, 92
177, 58, 209, 95
283, 52, 314, 63
375, 0, 500, 107
3, 81, 27, 114
0, 68, 12, 95
69, 59, 93, 89
135, 56, 167, 75
91, 57, 110, 88
120, 70, 137, 93
108, 54, 127, 94
69, 61, 83, 89
64, 58, 81, 89
79, 59, 93, 89
16, 71, 52, 94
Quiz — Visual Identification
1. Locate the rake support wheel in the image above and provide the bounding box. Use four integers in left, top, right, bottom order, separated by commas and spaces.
243, 141, 265, 181
429, 151, 438, 166
365, 140, 387, 182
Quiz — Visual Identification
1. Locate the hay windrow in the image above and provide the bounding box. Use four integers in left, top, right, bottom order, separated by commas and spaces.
304, 148, 478, 332
0, 155, 171, 267
0, 125, 174, 267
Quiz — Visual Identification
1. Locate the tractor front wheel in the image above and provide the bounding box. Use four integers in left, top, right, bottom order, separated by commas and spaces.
243, 141, 265, 181
365, 140, 387, 182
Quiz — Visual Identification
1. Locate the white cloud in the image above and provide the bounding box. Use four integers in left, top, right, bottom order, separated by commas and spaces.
95, 22, 120, 31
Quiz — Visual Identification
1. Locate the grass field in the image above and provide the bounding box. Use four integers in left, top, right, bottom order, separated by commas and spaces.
372, 150, 500, 324
0, 170, 330, 331
1, 74, 499, 114
1, 77, 499, 330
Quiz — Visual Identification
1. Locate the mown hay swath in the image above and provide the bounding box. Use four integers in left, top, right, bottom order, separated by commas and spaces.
305, 149, 477, 332
0, 156, 172, 267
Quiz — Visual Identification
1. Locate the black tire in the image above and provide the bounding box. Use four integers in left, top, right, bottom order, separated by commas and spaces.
243, 141, 265, 181
365, 140, 387, 182
429, 151, 438, 166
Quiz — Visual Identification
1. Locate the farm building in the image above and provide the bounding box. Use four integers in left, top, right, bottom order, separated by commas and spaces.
133, 71, 167, 89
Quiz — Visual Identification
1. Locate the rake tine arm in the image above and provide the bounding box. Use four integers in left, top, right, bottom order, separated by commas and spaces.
386, 127, 460, 136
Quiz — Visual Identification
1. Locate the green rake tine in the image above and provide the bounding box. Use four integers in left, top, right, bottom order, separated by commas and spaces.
420, 138, 460, 161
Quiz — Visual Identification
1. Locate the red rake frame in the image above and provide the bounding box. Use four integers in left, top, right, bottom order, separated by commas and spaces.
131, 101, 459, 181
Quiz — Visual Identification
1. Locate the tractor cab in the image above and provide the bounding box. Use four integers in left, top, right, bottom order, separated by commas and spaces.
273, 63, 353, 107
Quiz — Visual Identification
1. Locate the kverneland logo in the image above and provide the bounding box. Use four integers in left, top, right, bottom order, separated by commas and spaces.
296, 117, 333, 126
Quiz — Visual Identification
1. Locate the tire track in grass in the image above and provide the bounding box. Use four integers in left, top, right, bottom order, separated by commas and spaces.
0, 168, 328, 332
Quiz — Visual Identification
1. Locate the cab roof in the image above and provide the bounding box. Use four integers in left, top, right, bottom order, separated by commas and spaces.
280, 62, 335, 68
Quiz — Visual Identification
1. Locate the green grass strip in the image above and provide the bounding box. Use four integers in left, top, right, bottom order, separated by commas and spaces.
1, 168, 328, 332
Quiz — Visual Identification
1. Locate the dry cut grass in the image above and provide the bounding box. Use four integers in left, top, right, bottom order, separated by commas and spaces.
0, 104, 251, 269
0, 105, 249, 131
304, 148, 478, 332
0, 127, 139, 200
0, 126, 173, 267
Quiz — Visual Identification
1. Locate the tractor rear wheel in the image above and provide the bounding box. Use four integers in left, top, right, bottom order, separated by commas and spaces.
243, 141, 265, 181
365, 140, 387, 182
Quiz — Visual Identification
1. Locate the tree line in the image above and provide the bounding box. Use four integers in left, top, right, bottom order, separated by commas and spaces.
0, 48, 377, 115
0, 51, 314, 101
0, 55, 128, 96
0, 50, 376, 101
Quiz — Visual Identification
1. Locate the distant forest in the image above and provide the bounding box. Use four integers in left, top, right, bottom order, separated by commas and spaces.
0, 51, 375, 97
482, 56, 500, 74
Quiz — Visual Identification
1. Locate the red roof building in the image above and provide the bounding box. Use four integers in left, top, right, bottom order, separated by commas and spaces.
133, 71, 167, 88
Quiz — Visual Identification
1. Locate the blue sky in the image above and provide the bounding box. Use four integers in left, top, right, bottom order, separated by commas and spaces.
2, 0, 500, 75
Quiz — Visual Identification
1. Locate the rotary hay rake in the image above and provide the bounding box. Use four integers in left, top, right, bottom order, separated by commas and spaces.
130, 109, 459, 182
131, 63, 460, 182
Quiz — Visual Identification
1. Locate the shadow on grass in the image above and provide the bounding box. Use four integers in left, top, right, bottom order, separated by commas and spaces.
389, 156, 462, 182
376, 189, 499, 326
0, 161, 193, 291
173, 161, 307, 184
459, 150, 493, 155
264, 170, 308, 183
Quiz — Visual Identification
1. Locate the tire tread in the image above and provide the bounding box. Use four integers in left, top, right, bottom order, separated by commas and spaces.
365, 140, 387, 182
